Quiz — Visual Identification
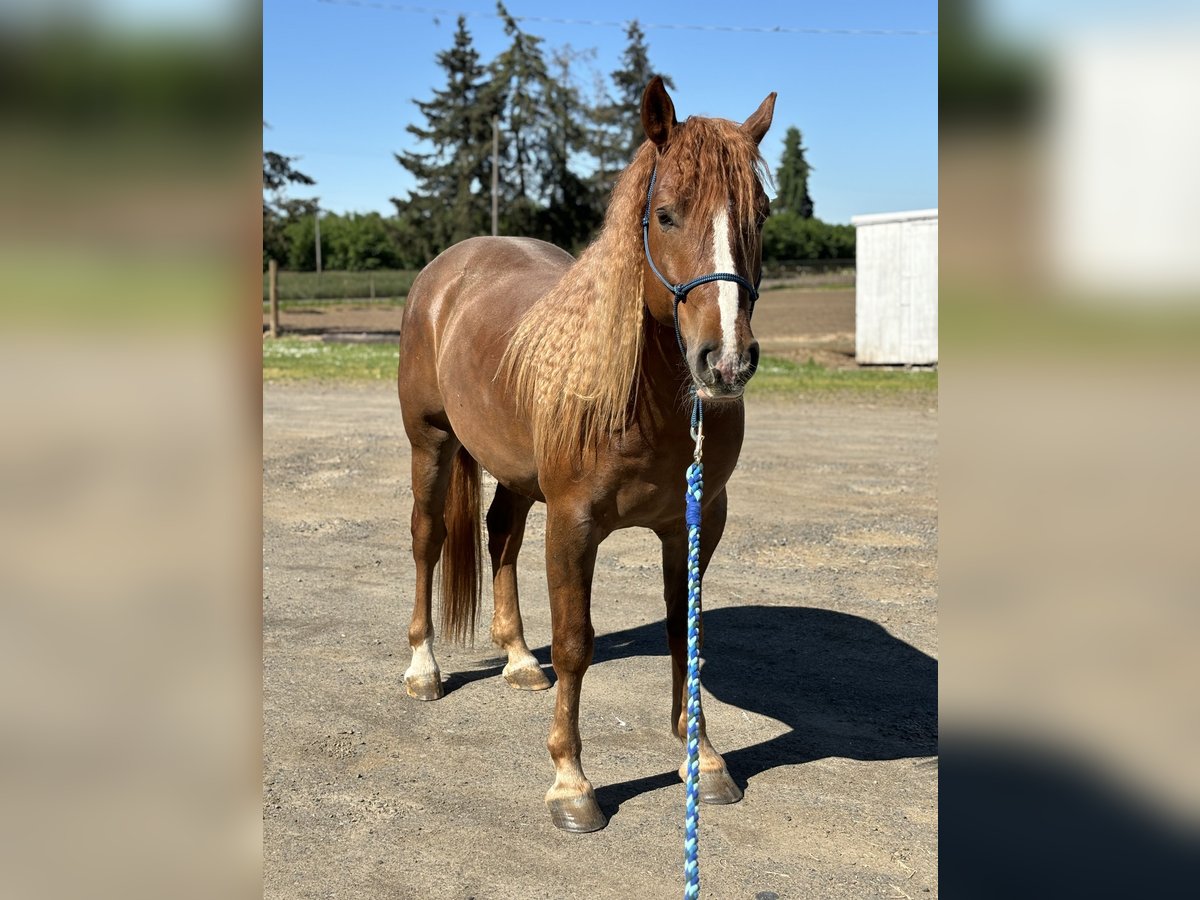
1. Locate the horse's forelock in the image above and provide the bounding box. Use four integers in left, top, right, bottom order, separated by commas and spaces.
658, 116, 767, 227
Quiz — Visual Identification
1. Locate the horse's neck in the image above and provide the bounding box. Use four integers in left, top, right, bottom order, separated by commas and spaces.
637, 311, 691, 412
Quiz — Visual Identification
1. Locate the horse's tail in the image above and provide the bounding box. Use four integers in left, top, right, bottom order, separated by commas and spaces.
439, 445, 482, 644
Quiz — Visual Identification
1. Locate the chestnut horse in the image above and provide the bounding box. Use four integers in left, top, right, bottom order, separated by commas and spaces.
398, 77, 776, 833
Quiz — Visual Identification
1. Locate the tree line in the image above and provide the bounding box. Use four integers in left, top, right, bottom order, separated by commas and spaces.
263, 4, 853, 271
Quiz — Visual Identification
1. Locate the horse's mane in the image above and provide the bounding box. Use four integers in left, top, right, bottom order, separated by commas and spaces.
500, 116, 766, 467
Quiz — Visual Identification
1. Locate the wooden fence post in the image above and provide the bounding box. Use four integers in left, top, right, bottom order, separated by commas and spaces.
268, 259, 279, 338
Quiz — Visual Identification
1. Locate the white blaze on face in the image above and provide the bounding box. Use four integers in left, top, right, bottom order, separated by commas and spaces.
711, 207, 740, 358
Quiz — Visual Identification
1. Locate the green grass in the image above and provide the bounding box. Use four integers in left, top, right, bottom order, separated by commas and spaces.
264, 340, 937, 399
263, 338, 400, 381
761, 281, 855, 293
750, 355, 937, 396
263, 269, 419, 302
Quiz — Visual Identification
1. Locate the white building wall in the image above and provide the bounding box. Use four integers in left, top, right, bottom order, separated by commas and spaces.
851, 209, 938, 365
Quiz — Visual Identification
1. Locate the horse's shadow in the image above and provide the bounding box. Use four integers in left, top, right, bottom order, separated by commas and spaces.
586, 604, 938, 817
443, 603, 937, 820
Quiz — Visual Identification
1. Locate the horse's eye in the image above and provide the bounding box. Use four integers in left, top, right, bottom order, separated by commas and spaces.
656, 209, 675, 230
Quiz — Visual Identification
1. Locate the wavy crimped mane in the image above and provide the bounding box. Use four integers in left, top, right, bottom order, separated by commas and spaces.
500, 116, 767, 467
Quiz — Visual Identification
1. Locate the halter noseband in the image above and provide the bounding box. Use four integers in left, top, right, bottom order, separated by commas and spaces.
641, 160, 762, 361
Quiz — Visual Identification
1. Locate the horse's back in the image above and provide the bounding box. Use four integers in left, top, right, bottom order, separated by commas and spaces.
404, 236, 572, 331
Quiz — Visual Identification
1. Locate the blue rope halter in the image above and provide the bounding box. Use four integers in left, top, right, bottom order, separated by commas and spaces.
642, 160, 758, 900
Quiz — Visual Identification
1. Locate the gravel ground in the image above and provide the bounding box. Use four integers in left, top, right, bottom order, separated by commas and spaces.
263, 383, 937, 899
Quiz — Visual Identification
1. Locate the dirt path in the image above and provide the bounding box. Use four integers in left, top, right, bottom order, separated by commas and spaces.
263, 383, 937, 899
266, 288, 859, 369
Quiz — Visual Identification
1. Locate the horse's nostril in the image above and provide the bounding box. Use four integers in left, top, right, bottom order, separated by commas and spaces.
745, 341, 760, 375
695, 342, 720, 375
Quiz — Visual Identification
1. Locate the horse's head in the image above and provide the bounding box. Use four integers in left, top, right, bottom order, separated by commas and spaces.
639, 77, 776, 402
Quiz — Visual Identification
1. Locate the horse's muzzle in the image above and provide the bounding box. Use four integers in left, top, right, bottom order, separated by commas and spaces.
694, 341, 759, 400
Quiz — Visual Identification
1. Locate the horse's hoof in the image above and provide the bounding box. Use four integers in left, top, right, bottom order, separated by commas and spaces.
504, 663, 552, 691
405, 674, 444, 701
699, 768, 743, 805
547, 795, 608, 833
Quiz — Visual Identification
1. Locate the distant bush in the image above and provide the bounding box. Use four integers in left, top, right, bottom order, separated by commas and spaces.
279, 212, 425, 272
762, 212, 855, 262
265, 206, 856, 274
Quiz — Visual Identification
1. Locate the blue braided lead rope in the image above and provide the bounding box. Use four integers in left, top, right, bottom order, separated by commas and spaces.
683, 396, 704, 900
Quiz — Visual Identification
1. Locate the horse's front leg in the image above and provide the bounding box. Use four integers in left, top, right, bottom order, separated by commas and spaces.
543, 500, 607, 832
658, 487, 743, 804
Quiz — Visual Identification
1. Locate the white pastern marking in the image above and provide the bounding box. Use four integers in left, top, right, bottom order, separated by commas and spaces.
404, 635, 440, 681
711, 208, 739, 358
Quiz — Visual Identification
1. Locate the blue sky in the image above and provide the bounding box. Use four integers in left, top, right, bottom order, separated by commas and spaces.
264, 0, 937, 224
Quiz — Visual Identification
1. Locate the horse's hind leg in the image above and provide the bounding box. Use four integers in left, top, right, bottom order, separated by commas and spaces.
402, 425, 458, 701
486, 485, 550, 691
658, 488, 743, 804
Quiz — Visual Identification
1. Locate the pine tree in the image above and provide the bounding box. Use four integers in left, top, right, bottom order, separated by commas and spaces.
489, 6, 598, 248
609, 21, 674, 161
539, 45, 600, 250
395, 16, 504, 251
262, 150, 314, 200
587, 20, 674, 202
262, 130, 315, 267
774, 126, 814, 219
491, 3, 549, 234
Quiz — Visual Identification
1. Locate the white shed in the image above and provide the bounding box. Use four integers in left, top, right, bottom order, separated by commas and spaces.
851, 209, 938, 365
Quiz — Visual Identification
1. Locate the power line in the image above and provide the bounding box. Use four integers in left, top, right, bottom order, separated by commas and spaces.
315, 0, 937, 37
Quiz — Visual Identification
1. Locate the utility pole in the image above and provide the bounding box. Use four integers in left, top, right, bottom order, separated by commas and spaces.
491, 116, 499, 237
313, 201, 322, 277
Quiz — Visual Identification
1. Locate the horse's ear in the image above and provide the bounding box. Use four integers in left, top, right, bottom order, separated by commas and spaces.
740, 92, 777, 145
641, 76, 677, 148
